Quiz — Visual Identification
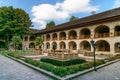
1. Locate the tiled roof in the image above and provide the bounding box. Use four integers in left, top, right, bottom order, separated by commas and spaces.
38, 7, 120, 34
30, 28, 39, 34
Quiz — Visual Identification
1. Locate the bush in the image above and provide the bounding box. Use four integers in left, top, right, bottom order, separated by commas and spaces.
66, 65, 79, 74
52, 67, 67, 77
40, 58, 86, 66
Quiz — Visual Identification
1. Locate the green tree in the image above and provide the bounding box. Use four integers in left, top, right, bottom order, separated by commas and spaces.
10, 36, 22, 51
46, 21, 55, 28
0, 6, 32, 49
35, 36, 43, 50
69, 16, 79, 22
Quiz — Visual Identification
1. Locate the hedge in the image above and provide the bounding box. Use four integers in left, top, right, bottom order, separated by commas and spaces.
40, 58, 86, 66
24, 58, 105, 77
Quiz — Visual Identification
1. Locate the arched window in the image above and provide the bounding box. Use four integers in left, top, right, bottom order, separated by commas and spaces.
80, 28, 91, 39
114, 26, 120, 36
96, 40, 110, 51
68, 41, 77, 50
52, 42, 57, 50
52, 33, 57, 40
59, 42, 66, 49
94, 25, 109, 38
80, 41, 91, 51
68, 30, 77, 39
59, 32, 66, 40
46, 42, 50, 49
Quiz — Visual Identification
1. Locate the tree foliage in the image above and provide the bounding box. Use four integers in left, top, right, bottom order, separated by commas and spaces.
10, 36, 22, 51
0, 6, 32, 49
35, 36, 43, 48
69, 16, 79, 22
46, 21, 55, 28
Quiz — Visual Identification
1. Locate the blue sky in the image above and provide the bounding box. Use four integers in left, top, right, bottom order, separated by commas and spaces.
0, 0, 120, 30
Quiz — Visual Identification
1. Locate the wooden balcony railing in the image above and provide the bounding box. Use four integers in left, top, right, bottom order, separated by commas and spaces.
52, 38, 57, 40
79, 35, 90, 39
59, 37, 66, 40
68, 36, 77, 39
115, 31, 120, 36
95, 33, 109, 38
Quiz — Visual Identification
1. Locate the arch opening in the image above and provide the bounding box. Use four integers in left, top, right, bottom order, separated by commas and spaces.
59, 32, 66, 40
95, 25, 109, 38
80, 41, 91, 51
59, 42, 66, 49
80, 28, 91, 39
68, 30, 77, 39
52, 33, 57, 40
68, 41, 77, 50
96, 40, 110, 51
46, 42, 50, 49
114, 26, 120, 36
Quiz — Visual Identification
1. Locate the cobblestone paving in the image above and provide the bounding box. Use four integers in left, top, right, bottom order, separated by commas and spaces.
74, 61, 120, 80
0, 55, 52, 80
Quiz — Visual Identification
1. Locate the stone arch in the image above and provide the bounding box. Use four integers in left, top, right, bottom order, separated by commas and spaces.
0, 41, 6, 48
114, 25, 120, 36
52, 33, 57, 40
114, 42, 120, 53
68, 41, 77, 50
59, 32, 66, 40
95, 40, 110, 51
94, 25, 110, 38
59, 41, 66, 49
80, 28, 91, 39
29, 42, 35, 48
29, 35, 35, 41
80, 40, 91, 51
68, 30, 77, 39
46, 34, 50, 41
52, 42, 57, 50
46, 42, 50, 49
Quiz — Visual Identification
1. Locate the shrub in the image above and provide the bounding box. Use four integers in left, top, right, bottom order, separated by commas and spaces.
95, 60, 105, 66
40, 58, 86, 66
66, 65, 79, 74
52, 67, 67, 77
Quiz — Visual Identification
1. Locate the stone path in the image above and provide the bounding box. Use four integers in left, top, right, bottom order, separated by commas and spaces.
74, 61, 120, 80
0, 55, 52, 80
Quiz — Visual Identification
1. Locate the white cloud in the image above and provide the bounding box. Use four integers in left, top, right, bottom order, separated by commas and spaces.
31, 0, 99, 29
113, 0, 120, 8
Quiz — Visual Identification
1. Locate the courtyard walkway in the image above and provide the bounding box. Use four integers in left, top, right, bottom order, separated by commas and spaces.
0, 55, 52, 80
74, 60, 120, 80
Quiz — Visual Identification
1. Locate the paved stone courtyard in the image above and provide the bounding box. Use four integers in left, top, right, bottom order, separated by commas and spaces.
74, 60, 120, 80
0, 55, 52, 80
